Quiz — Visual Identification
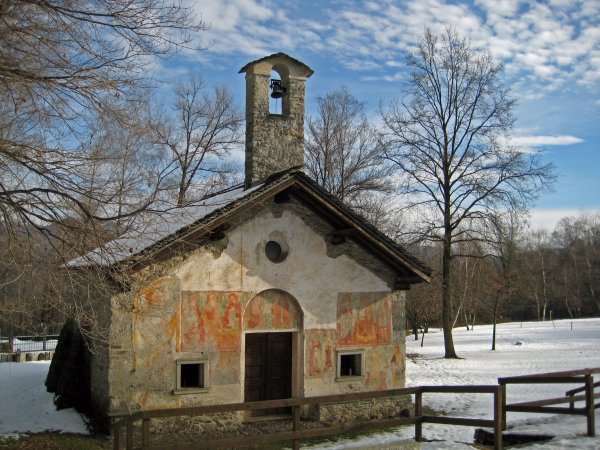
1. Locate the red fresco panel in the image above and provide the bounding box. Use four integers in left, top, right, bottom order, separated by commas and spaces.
337, 293, 391, 346
306, 329, 336, 377
181, 291, 242, 352
244, 290, 300, 331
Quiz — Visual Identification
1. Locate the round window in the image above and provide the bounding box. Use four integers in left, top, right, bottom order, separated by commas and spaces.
265, 240, 287, 263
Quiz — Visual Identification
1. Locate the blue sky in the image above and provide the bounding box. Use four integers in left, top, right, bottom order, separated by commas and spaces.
158, 0, 599, 230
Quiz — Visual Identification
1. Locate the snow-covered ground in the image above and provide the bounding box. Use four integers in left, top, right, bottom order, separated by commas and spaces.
0, 318, 599, 449
0, 361, 87, 436
309, 318, 600, 449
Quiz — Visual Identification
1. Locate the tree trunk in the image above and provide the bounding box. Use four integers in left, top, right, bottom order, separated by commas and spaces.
542, 302, 547, 322
452, 303, 462, 329
563, 269, 574, 321
442, 231, 458, 358
534, 287, 541, 321
540, 251, 549, 321
492, 294, 498, 351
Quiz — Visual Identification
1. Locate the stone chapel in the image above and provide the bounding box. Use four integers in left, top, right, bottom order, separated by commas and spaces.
66, 52, 431, 429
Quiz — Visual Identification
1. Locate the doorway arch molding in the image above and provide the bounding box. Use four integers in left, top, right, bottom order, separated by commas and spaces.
243, 288, 304, 332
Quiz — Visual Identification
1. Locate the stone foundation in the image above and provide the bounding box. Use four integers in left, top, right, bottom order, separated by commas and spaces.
311, 396, 413, 426
149, 411, 245, 437
115, 398, 414, 448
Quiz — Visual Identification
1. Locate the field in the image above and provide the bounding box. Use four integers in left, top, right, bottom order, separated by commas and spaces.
311, 318, 600, 449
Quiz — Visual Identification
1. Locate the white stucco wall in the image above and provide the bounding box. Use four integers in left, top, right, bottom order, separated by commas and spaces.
174, 204, 391, 329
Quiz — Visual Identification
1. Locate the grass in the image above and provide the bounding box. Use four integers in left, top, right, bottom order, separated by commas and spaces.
0, 432, 110, 450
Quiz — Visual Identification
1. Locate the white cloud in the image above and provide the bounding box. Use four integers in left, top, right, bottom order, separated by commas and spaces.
190, 0, 325, 57
187, 0, 600, 95
528, 208, 600, 231
322, 0, 600, 91
512, 135, 584, 148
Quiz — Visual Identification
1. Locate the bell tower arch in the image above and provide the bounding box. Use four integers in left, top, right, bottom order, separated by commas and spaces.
239, 53, 313, 188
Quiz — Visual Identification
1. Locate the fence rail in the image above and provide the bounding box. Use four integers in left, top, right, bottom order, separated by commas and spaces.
499, 367, 600, 437
0, 336, 59, 353
112, 367, 599, 450
113, 385, 503, 450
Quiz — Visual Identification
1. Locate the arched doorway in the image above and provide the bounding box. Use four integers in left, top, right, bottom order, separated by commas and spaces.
243, 289, 303, 415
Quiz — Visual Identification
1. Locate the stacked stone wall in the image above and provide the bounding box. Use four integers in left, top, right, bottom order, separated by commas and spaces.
311, 395, 413, 426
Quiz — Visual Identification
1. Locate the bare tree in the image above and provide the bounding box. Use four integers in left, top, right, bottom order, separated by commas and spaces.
452, 241, 486, 330
381, 28, 554, 358
0, 0, 205, 235
152, 76, 244, 206
485, 211, 524, 350
0, 1, 205, 334
406, 249, 442, 341
524, 229, 554, 321
305, 87, 392, 223
553, 213, 600, 315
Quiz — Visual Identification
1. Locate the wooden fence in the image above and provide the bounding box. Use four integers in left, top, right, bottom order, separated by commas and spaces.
499, 367, 600, 436
113, 367, 599, 450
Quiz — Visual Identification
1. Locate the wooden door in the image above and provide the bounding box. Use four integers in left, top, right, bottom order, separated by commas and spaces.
244, 332, 292, 415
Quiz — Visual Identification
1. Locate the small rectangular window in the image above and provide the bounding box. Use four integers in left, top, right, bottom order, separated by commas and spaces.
181, 362, 204, 388
175, 360, 209, 394
336, 350, 365, 380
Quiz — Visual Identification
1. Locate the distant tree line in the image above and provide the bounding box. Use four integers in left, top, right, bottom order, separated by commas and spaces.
406, 212, 600, 341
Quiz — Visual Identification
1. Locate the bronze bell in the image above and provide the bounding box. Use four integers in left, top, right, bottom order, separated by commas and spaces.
270, 79, 286, 99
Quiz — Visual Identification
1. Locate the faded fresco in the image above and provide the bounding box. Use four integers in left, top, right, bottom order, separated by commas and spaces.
211, 350, 241, 385
243, 289, 301, 331
181, 291, 243, 352
337, 292, 392, 346
364, 344, 405, 390
306, 329, 336, 377
133, 278, 180, 354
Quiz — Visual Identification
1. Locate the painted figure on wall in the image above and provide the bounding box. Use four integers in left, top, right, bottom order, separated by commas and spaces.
181, 291, 242, 352
337, 293, 392, 346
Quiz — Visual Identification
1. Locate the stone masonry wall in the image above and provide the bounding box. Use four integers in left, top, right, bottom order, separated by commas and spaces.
313, 395, 413, 425
244, 61, 307, 186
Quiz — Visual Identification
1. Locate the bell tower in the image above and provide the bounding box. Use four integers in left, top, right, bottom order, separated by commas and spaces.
239, 53, 313, 188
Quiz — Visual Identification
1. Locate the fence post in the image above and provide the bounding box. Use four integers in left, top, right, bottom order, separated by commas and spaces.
42, 324, 47, 351
415, 390, 422, 442
500, 382, 507, 431
8, 326, 14, 353
494, 386, 503, 450
568, 388, 575, 410
585, 374, 595, 437
126, 420, 133, 450
293, 404, 301, 450
113, 425, 120, 450
142, 418, 150, 448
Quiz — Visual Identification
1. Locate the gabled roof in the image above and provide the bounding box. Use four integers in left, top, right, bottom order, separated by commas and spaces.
67, 171, 431, 283
239, 52, 314, 77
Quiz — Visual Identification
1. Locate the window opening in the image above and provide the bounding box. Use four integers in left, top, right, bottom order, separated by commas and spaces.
269, 70, 284, 115
337, 350, 364, 379
265, 240, 288, 263
175, 360, 209, 393
181, 363, 204, 388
